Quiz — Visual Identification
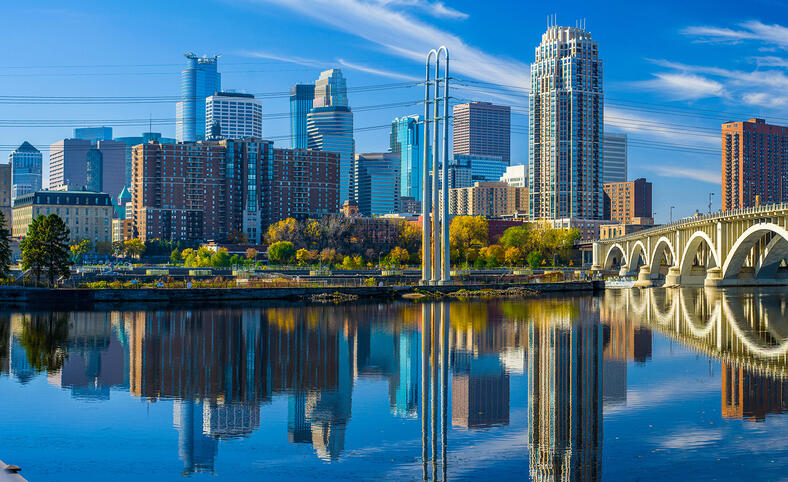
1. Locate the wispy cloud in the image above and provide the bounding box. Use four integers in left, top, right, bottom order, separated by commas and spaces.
243, 0, 530, 87
682, 20, 788, 49
637, 72, 725, 100
337, 59, 421, 81
647, 165, 719, 184
377, 0, 468, 20
239, 50, 326, 68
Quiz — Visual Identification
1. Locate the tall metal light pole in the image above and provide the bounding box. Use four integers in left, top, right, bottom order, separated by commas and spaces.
708, 192, 715, 214
670, 205, 675, 223
421, 47, 450, 285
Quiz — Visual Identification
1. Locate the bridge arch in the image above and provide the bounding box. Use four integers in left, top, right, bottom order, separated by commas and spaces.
603, 243, 627, 270
649, 236, 676, 280
679, 231, 720, 278
722, 223, 788, 280
628, 240, 648, 270
756, 235, 788, 280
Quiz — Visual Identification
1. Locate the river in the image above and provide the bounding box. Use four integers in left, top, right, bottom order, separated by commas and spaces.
1, 288, 786, 480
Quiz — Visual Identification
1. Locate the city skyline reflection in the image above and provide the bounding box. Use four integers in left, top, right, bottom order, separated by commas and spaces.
2, 289, 788, 479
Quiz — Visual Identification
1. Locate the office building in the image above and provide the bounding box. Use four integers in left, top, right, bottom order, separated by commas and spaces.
455, 153, 508, 183
530, 25, 603, 220
205, 91, 263, 140
449, 181, 528, 217
115, 132, 176, 191
290, 84, 315, 149
390, 115, 425, 201
12, 190, 113, 243
176, 53, 221, 142
353, 153, 400, 216
500, 164, 527, 187
0, 164, 10, 224
9, 142, 42, 203
603, 178, 652, 223
269, 148, 340, 224
603, 133, 627, 183
49, 139, 126, 199
74, 126, 112, 142
722, 118, 788, 210
307, 69, 354, 204
453, 102, 511, 164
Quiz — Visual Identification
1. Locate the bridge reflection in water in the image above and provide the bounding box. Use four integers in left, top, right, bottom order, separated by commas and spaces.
1, 290, 787, 479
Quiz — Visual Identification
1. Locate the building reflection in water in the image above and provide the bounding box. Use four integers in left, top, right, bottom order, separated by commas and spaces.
4, 287, 788, 477
527, 299, 603, 482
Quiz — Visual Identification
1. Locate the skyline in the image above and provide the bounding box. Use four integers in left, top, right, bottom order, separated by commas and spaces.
1, 1, 787, 223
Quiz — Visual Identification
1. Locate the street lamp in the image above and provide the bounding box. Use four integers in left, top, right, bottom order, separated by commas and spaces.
670, 206, 675, 223
708, 192, 715, 214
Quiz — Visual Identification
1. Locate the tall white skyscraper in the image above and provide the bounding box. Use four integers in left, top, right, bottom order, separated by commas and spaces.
602, 133, 627, 183
205, 92, 262, 139
307, 69, 354, 204
529, 24, 603, 220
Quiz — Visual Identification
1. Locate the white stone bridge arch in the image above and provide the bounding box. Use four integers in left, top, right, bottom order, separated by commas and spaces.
593, 204, 788, 287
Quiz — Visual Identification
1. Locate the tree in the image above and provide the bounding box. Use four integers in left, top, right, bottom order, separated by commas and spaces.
388, 246, 410, 268
526, 251, 544, 270
69, 239, 92, 265
398, 221, 421, 253
230, 254, 241, 266
21, 214, 72, 286
296, 248, 317, 266
319, 248, 337, 266
504, 246, 524, 267
500, 225, 533, 252
304, 220, 324, 248
170, 248, 181, 265
341, 255, 363, 270
210, 248, 231, 267
111, 240, 125, 257
449, 216, 488, 266
266, 218, 303, 246
245, 248, 258, 260
227, 229, 249, 244
0, 211, 12, 278
123, 238, 146, 259
268, 241, 295, 265
18, 313, 70, 373
480, 244, 505, 267
95, 241, 112, 256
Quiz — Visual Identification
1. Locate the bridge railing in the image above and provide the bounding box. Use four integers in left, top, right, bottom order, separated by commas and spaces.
596, 202, 788, 243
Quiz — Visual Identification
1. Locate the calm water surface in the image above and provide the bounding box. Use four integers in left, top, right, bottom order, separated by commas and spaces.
1, 288, 787, 480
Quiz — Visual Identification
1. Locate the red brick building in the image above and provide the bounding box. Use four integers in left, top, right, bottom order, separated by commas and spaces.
722, 118, 788, 211
603, 178, 652, 223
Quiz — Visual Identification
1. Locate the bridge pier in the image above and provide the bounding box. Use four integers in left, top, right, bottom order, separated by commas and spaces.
664, 266, 681, 287
633, 265, 653, 288
703, 267, 722, 288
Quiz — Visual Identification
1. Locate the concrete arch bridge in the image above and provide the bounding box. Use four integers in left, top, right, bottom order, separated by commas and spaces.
593, 204, 788, 287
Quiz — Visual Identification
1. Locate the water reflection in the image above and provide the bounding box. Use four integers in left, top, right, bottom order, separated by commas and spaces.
1, 288, 788, 479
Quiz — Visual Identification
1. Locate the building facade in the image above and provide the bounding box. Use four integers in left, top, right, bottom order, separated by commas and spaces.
602, 133, 627, 184
501, 164, 527, 187
9, 142, 42, 203
290, 84, 315, 149
353, 153, 401, 216
455, 154, 508, 184
49, 139, 126, 200
0, 164, 10, 224
270, 148, 340, 223
722, 118, 788, 211
449, 181, 528, 217
12, 190, 112, 244
529, 25, 603, 221
115, 132, 176, 192
74, 126, 112, 142
603, 178, 652, 223
176, 53, 221, 142
390, 115, 425, 201
453, 102, 511, 164
205, 91, 263, 140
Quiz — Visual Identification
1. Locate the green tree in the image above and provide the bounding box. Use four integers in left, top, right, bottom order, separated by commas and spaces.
268, 241, 295, 265
480, 244, 505, 267
500, 225, 533, 252
210, 248, 231, 267
69, 239, 92, 265
21, 214, 72, 286
123, 238, 146, 259
0, 210, 12, 277
526, 251, 544, 270
449, 216, 488, 266
18, 313, 70, 373
170, 248, 181, 265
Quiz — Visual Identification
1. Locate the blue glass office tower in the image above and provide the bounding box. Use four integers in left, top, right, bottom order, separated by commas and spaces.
9, 141, 42, 203
290, 84, 315, 149
85, 148, 103, 192
307, 69, 354, 204
74, 126, 112, 142
390, 115, 425, 202
176, 53, 221, 142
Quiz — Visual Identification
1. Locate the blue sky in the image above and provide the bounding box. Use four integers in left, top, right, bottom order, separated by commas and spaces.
2, 0, 787, 222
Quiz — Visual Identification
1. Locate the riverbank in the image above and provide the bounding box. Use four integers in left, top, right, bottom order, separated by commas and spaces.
0, 280, 603, 310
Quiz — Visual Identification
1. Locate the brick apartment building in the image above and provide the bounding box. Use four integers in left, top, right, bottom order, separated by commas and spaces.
603, 178, 652, 224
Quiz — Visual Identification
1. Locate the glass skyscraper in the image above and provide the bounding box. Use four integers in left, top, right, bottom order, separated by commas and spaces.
307, 69, 354, 204
352, 152, 400, 216
290, 84, 315, 149
175, 53, 221, 142
529, 25, 603, 220
74, 126, 112, 142
9, 141, 42, 203
115, 132, 176, 192
390, 115, 425, 202
602, 133, 627, 184
454, 154, 508, 184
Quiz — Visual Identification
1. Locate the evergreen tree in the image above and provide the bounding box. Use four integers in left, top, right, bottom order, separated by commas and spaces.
0, 210, 12, 278
21, 214, 72, 286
